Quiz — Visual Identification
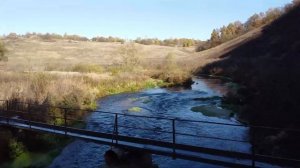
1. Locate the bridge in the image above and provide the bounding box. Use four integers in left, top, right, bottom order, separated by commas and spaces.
0, 100, 300, 168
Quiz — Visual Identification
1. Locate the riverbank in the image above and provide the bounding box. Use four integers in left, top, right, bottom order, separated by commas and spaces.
50, 77, 246, 168
0, 128, 71, 168
0, 70, 193, 167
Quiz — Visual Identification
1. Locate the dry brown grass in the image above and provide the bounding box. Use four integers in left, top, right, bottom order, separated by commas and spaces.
1, 32, 261, 108
0, 70, 164, 110
2, 38, 194, 71
0, 72, 97, 108
0, 38, 198, 114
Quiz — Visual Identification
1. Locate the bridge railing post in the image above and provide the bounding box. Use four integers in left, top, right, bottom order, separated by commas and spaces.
172, 119, 176, 159
6, 100, 9, 125
0, 101, 2, 116
64, 108, 67, 135
114, 113, 119, 145
0, 100, 4, 120
251, 126, 256, 168
28, 103, 31, 129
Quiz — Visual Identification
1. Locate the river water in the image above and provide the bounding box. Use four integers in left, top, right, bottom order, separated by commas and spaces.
50, 77, 251, 168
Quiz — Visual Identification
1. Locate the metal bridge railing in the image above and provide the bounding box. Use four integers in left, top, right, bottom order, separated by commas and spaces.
1, 100, 300, 167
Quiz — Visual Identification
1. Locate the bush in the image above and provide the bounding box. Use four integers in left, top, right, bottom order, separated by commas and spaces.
9, 139, 26, 159
118, 43, 142, 71
157, 53, 192, 87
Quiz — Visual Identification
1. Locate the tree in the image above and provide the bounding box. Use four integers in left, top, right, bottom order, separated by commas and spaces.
92, 36, 124, 43
7, 33, 18, 40
182, 39, 194, 47
196, 1, 292, 52
0, 41, 8, 62
263, 8, 283, 24
119, 43, 141, 70
210, 29, 220, 47
293, 0, 300, 5
220, 26, 230, 42
245, 13, 264, 30
233, 21, 245, 35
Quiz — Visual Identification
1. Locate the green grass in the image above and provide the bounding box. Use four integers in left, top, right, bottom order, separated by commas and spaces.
128, 107, 142, 112
97, 78, 165, 96
0, 147, 63, 168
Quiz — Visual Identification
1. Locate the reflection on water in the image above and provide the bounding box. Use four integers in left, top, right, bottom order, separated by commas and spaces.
50, 77, 249, 168
192, 76, 229, 96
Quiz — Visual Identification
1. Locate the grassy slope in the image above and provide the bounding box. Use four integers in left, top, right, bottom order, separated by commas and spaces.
199, 5, 300, 125
2, 39, 193, 71
185, 27, 264, 70
1, 29, 263, 73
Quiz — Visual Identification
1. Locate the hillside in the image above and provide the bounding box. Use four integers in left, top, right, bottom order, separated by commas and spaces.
1, 28, 266, 73
198, 4, 300, 159
1, 38, 194, 71
186, 27, 263, 69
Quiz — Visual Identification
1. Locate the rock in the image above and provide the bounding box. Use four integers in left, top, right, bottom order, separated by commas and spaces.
104, 150, 120, 168
192, 96, 221, 101
191, 105, 232, 119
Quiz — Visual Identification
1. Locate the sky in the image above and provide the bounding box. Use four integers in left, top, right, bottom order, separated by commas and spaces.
0, 0, 292, 40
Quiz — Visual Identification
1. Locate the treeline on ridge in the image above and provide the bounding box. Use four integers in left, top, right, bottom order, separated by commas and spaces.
197, 0, 300, 51
134, 38, 202, 47
3, 32, 201, 47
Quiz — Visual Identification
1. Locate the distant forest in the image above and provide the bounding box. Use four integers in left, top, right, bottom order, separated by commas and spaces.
2, 32, 202, 48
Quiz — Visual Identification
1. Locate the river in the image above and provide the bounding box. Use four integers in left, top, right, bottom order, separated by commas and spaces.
49, 77, 251, 168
